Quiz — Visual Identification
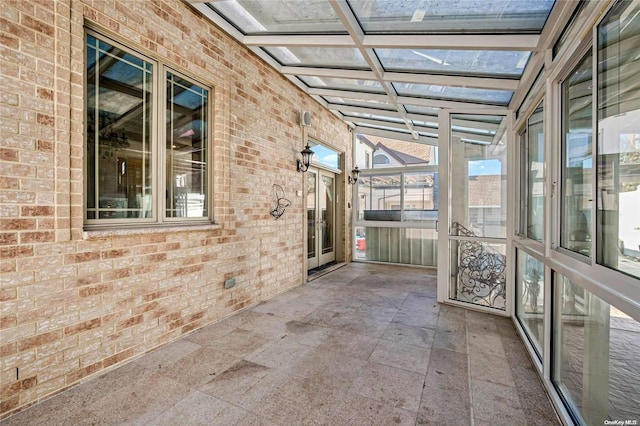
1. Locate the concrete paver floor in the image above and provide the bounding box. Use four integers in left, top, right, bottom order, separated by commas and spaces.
3, 263, 559, 425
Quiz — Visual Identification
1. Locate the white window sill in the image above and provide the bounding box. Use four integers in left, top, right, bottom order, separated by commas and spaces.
83, 222, 222, 240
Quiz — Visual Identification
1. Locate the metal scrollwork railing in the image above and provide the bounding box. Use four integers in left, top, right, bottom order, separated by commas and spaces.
452, 222, 506, 309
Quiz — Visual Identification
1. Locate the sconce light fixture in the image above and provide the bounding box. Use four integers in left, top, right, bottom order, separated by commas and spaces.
297, 144, 314, 172
348, 165, 360, 184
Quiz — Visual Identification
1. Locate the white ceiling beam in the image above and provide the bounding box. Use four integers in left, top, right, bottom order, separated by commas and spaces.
330, 0, 418, 139
241, 34, 540, 51
350, 117, 407, 130
191, 3, 245, 42
398, 96, 507, 111
353, 126, 439, 146
349, 117, 495, 143
384, 72, 519, 91
308, 88, 389, 102
280, 67, 376, 80
243, 35, 355, 47
362, 34, 540, 51
536, 0, 581, 52
325, 103, 401, 117
282, 67, 518, 91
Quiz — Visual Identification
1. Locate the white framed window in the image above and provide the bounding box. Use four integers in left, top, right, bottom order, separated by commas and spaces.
85, 30, 211, 226
519, 101, 545, 241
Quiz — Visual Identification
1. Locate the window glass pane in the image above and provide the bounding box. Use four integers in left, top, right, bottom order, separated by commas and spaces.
597, 0, 640, 279
165, 72, 208, 218
307, 171, 317, 259
308, 142, 339, 169
451, 114, 507, 238
210, 0, 344, 34
526, 101, 545, 241
358, 174, 402, 221
348, 0, 555, 33
553, 272, 640, 424
516, 250, 544, 358
393, 82, 513, 106
86, 34, 153, 220
404, 172, 437, 221
298, 76, 384, 93
561, 51, 593, 256
321, 175, 334, 254
376, 48, 531, 77
264, 46, 368, 68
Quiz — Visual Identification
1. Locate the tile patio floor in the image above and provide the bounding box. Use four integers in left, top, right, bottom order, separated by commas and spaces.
3, 263, 559, 425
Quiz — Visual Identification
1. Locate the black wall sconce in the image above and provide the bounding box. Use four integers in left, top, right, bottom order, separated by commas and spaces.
297, 144, 314, 172
348, 165, 360, 184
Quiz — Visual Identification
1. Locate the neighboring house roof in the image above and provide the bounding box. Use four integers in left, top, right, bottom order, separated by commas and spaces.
468, 175, 503, 207
356, 134, 377, 150
375, 142, 427, 166
365, 135, 431, 163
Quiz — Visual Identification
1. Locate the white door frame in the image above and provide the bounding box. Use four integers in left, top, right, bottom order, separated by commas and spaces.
437, 108, 514, 317
307, 166, 337, 270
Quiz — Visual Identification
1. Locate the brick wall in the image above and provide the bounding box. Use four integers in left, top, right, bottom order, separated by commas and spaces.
0, 0, 352, 417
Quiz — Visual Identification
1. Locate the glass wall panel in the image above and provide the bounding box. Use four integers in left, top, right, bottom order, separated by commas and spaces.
450, 115, 507, 239
355, 226, 437, 267
358, 174, 402, 221
597, 0, 640, 279
86, 34, 153, 220
561, 51, 593, 256
553, 272, 640, 424
376, 48, 530, 77
526, 101, 545, 241
403, 172, 436, 220
165, 72, 208, 218
516, 250, 545, 358
449, 113, 507, 311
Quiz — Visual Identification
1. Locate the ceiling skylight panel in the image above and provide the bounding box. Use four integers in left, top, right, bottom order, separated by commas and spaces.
344, 112, 405, 123
394, 82, 513, 105
264, 47, 369, 68
209, 0, 344, 34
324, 96, 396, 110
299, 76, 385, 93
376, 49, 531, 78
347, 0, 556, 33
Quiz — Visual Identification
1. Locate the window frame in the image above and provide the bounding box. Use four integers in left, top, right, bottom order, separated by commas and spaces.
556, 44, 594, 261
83, 28, 213, 229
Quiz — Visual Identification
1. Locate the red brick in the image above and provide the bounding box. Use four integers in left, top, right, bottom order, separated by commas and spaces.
21, 206, 54, 216
0, 148, 19, 162
20, 231, 55, 243
21, 14, 54, 37
18, 330, 62, 351
0, 233, 18, 246
64, 318, 101, 336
